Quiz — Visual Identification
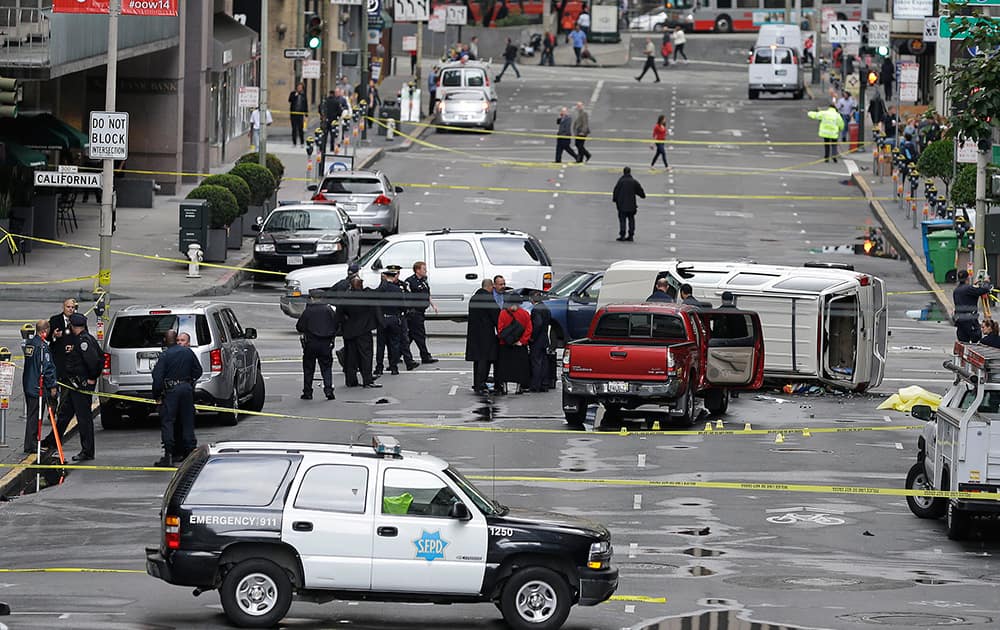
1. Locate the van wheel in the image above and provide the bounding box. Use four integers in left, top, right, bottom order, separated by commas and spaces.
500, 567, 572, 630
244, 367, 266, 413
100, 403, 126, 430
945, 502, 970, 541
748, 89, 759, 100
704, 389, 729, 415
793, 88, 804, 100
714, 15, 732, 33
905, 462, 945, 519
220, 559, 293, 628
563, 394, 589, 426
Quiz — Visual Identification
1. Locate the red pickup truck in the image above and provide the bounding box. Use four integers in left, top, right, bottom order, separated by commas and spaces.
561, 303, 765, 427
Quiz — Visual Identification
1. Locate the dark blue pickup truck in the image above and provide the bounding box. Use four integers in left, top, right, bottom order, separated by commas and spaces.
543, 270, 603, 347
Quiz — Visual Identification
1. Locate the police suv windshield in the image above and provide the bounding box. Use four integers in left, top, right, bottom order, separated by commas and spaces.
445, 466, 504, 515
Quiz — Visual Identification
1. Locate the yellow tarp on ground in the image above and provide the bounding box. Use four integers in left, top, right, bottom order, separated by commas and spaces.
877, 385, 943, 412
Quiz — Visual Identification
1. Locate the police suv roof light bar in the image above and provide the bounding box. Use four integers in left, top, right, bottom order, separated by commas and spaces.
372, 436, 402, 458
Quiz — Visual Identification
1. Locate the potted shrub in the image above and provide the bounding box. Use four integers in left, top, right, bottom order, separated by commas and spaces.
230, 162, 276, 225
201, 173, 254, 237
186, 184, 238, 263
237, 152, 284, 192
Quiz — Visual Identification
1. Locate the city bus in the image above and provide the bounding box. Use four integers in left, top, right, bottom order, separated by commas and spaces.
665, 0, 860, 33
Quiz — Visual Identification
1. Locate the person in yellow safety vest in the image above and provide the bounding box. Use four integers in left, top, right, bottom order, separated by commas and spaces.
808, 100, 846, 163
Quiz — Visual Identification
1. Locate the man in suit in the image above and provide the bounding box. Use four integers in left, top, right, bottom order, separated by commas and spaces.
612, 166, 645, 241
466, 279, 500, 395
48, 298, 78, 379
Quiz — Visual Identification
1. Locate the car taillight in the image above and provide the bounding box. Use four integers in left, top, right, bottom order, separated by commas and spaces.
562, 348, 571, 368
312, 192, 327, 202
481, 102, 490, 112
543, 272, 552, 291
165, 515, 181, 549
210, 348, 222, 373
857, 274, 870, 286
102, 353, 111, 377
373, 194, 392, 206
666, 349, 677, 376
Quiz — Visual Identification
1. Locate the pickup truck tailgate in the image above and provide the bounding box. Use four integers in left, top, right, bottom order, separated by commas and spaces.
567, 343, 674, 381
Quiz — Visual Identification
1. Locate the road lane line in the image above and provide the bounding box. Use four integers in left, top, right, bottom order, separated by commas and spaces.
637, 453, 646, 468
589, 79, 604, 106
629, 542, 638, 557
633, 493, 642, 509
448, 386, 458, 396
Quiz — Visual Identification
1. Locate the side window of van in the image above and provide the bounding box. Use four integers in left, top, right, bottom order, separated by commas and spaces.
466, 71, 485, 87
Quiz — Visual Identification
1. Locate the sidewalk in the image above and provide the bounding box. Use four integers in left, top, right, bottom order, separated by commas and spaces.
852, 160, 955, 315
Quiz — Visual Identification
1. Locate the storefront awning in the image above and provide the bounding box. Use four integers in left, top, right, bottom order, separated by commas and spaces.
0, 114, 87, 151
0, 140, 47, 167
34, 114, 88, 151
212, 13, 258, 72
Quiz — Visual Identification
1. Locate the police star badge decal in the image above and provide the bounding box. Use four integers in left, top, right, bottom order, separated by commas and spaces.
413, 530, 449, 562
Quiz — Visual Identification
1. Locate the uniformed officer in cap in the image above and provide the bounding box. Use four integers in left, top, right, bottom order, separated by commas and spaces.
296, 288, 338, 399
46, 312, 101, 461
152, 329, 203, 467
404, 261, 438, 364
22, 320, 58, 454
330, 262, 360, 293
954, 269, 993, 342
374, 265, 419, 375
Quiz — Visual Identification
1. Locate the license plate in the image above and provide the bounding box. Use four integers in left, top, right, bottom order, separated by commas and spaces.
606, 381, 629, 393
287, 255, 304, 266
339, 203, 356, 212
137, 351, 161, 373
775, 69, 787, 76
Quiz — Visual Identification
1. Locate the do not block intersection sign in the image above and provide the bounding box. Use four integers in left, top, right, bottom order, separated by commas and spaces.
88, 111, 129, 161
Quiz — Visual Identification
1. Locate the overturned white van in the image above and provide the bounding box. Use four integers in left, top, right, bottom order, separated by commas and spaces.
597, 260, 888, 391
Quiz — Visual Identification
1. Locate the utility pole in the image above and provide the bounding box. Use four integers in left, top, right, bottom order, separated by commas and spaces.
259, 0, 269, 166
360, 5, 368, 116
98, 0, 120, 310
415, 20, 423, 81
974, 143, 989, 273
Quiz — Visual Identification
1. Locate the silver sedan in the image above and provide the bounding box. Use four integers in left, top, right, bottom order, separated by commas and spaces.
435, 89, 497, 131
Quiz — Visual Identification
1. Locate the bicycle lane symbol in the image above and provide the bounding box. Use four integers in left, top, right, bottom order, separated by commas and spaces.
767, 512, 847, 526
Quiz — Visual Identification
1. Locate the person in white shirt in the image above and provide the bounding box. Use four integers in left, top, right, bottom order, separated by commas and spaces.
671, 26, 688, 62
248, 107, 272, 149
577, 9, 591, 37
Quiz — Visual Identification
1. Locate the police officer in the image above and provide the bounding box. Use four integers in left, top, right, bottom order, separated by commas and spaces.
954, 270, 993, 342
404, 261, 439, 364
296, 288, 338, 400
335, 276, 383, 388
46, 313, 101, 462
330, 263, 360, 293
22, 320, 57, 454
375, 265, 418, 376
152, 330, 203, 467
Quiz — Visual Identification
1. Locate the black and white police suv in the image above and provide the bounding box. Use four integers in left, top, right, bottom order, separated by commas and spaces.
146, 437, 618, 629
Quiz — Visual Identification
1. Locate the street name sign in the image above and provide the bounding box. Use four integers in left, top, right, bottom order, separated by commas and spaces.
34, 170, 103, 189
828, 21, 861, 44
88, 110, 128, 160
284, 48, 311, 59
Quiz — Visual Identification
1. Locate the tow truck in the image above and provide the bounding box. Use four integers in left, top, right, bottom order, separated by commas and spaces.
905, 342, 1000, 540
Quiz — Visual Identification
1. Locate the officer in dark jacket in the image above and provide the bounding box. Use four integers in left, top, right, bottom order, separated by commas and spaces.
334, 276, 383, 388
466, 279, 500, 394
680, 283, 711, 308
296, 289, 338, 400
953, 270, 993, 342
22, 320, 57, 454
321, 89, 345, 152
528, 291, 552, 392
152, 330, 203, 467
404, 261, 438, 364
375, 265, 419, 376
646, 277, 675, 302
46, 313, 101, 461
329, 263, 360, 293
612, 166, 645, 242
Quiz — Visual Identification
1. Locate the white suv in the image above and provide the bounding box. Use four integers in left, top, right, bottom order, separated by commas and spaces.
280, 228, 554, 320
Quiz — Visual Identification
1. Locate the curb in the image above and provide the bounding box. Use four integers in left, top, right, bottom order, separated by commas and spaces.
0, 415, 80, 499
853, 171, 954, 316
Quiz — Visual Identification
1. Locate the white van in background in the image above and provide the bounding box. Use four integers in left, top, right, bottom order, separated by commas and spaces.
597, 260, 888, 392
748, 44, 805, 100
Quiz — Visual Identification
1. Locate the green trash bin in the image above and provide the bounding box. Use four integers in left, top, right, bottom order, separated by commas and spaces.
927, 229, 959, 283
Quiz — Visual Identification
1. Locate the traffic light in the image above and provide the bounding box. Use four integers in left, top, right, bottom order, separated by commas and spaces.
0, 77, 19, 118
860, 21, 870, 48
305, 12, 322, 49
866, 69, 880, 86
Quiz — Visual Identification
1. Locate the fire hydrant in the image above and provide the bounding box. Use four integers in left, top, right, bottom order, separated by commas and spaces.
187, 243, 203, 278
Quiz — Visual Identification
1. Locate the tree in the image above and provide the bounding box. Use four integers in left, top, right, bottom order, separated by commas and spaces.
952, 163, 977, 208
916, 139, 957, 198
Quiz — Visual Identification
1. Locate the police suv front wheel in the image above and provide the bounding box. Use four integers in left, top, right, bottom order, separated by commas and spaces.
500, 567, 572, 630
220, 559, 293, 628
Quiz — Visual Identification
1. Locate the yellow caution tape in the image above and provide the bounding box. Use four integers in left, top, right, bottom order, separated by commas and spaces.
0, 273, 100, 286
609, 595, 668, 604
59, 382, 919, 438
3, 232, 286, 278
466, 474, 1000, 501
0, 226, 18, 256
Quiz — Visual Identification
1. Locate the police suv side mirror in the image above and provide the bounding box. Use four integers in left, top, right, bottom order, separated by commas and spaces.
243, 327, 258, 340
345, 222, 358, 231
449, 502, 472, 520
394, 186, 404, 193
307, 184, 318, 192
251, 223, 261, 232
910, 404, 933, 422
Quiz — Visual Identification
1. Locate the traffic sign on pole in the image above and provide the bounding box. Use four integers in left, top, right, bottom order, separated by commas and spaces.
88, 111, 129, 160
284, 48, 311, 59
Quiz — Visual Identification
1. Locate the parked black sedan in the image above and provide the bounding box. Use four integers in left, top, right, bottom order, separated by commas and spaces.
252, 203, 361, 270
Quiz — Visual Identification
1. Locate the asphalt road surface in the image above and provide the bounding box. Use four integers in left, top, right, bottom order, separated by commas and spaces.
1, 42, 997, 630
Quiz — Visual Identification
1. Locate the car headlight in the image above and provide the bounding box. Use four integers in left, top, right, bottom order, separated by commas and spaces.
255, 243, 275, 253
285, 278, 302, 297
316, 241, 343, 253
588, 541, 612, 569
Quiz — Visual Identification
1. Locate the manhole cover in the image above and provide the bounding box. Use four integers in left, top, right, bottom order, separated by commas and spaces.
785, 577, 862, 587
838, 613, 994, 626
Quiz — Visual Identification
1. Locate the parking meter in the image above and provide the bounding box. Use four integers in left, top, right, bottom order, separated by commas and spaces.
306, 136, 314, 157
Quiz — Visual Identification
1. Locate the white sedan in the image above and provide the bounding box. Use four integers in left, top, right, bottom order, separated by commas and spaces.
629, 9, 667, 31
